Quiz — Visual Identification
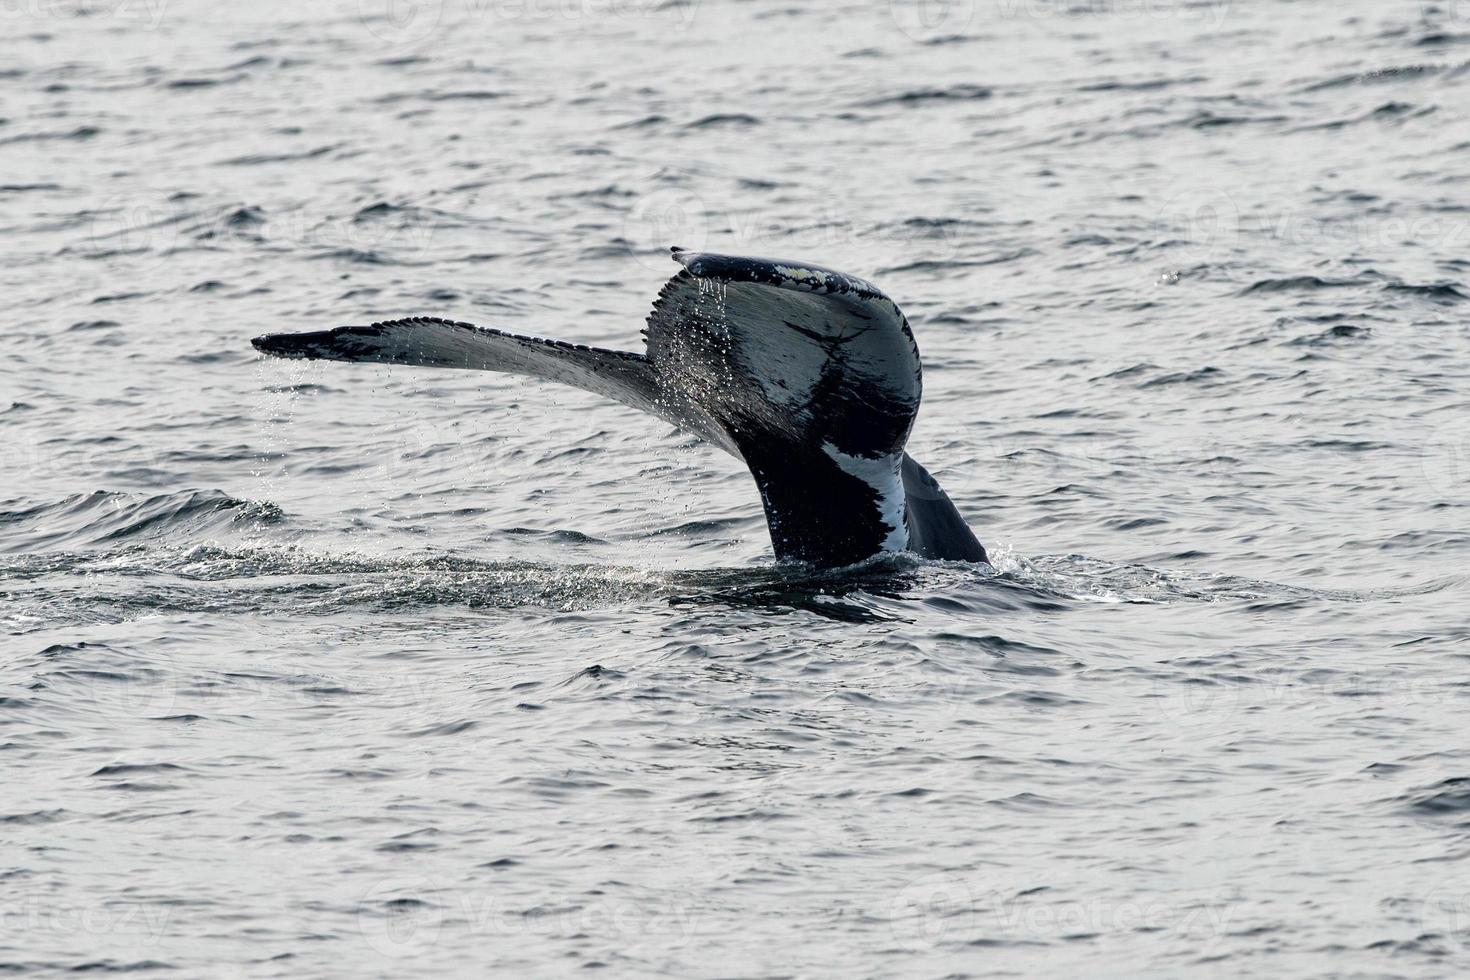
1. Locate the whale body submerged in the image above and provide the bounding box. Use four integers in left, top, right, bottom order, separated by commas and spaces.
253, 248, 988, 568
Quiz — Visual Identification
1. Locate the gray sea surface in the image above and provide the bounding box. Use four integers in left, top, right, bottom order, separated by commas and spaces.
3, 0, 1470, 975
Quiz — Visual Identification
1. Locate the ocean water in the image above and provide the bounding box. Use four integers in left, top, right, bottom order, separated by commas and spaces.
3, 0, 1470, 975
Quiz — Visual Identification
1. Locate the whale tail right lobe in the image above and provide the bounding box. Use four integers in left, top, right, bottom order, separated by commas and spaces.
901, 455, 988, 563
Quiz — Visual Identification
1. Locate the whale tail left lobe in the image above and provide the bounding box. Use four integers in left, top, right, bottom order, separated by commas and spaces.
253, 318, 662, 425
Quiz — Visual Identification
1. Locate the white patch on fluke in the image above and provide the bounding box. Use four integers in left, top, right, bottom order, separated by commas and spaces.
774, 265, 827, 288
821, 443, 909, 552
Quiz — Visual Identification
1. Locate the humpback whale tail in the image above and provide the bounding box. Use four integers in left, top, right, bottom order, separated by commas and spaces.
253, 248, 987, 567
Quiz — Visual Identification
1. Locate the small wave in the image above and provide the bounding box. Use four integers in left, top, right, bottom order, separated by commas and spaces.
1298, 64, 1443, 92
0, 125, 99, 146
353, 201, 411, 221
1089, 363, 1224, 388
1078, 366, 1135, 388
559, 184, 635, 200
684, 113, 762, 129
308, 247, 405, 265
1401, 777, 1470, 816
647, 517, 748, 537
218, 145, 335, 166
1079, 75, 1205, 92
1181, 111, 1288, 130
165, 77, 234, 90
224, 205, 267, 228
0, 810, 66, 825
423, 89, 508, 102
1295, 101, 1436, 131
500, 527, 608, 546
0, 490, 281, 554
860, 84, 992, 108
36, 961, 177, 974
1240, 276, 1363, 295
1415, 32, 1470, 48
1298, 438, 1392, 452
91, 763, 189, 777
613, 114, 668, 129
922, 34, 981, 47
374, 90, 509, 104
349, 201, 486, 232
223, 55, 273, 70
1383, 281, 1466, 303
1284, 323, 1372, 346
1287, 320, 1375, 346
878, 249, 1035, 275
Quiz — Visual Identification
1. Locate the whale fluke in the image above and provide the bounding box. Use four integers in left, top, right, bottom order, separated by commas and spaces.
253, 248, 987, 567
